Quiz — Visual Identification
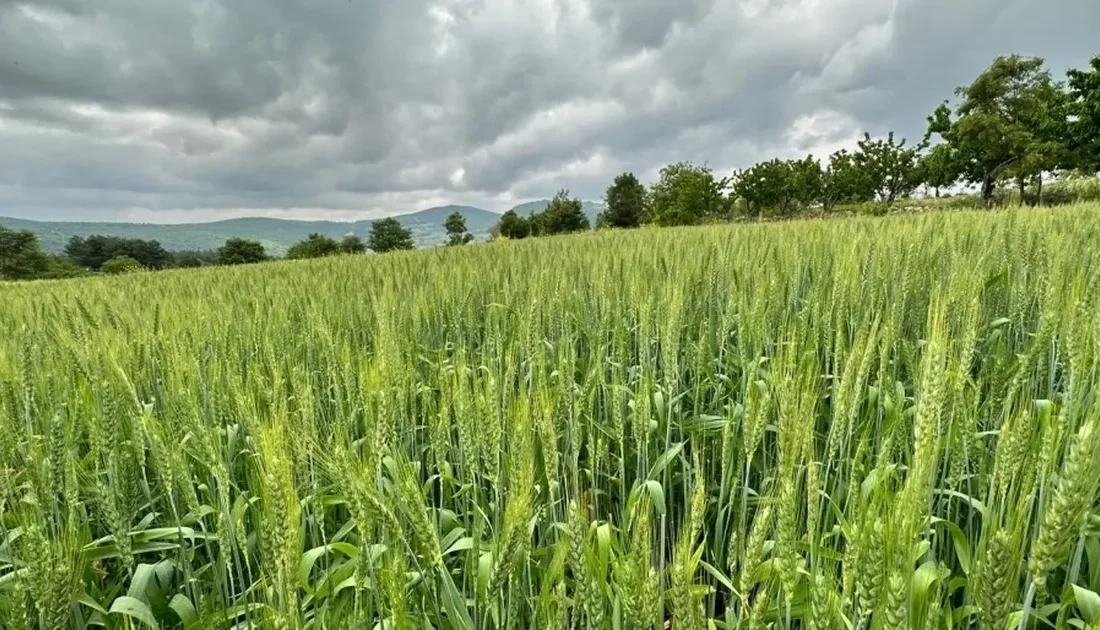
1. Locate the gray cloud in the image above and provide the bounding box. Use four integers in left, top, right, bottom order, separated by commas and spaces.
0, 0, 1095, 222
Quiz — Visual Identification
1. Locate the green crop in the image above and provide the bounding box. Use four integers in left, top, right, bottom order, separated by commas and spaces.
3, 205, 1100, 629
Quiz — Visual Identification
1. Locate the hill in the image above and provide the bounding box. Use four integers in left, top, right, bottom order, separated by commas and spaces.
0, 206, 502, 255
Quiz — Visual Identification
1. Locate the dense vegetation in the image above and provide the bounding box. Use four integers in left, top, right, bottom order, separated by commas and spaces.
3, 204, 1100, 629
0, 218, 413, 281
0, 208, 504, 257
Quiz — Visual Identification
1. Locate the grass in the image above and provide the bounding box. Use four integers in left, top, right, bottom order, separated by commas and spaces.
3, 203, 1100, 629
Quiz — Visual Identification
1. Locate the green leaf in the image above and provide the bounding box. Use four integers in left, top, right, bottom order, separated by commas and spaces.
700, 561, 736, 595
78, 591, 109, 615
931, 517, 972, 575
439, 568, 475, 629
168, 594, 199, 628
445, 537, 474, 556
648, 442, 684, 480
109, 596, 160, 630
643, 480, 666, 516
911, 561, 950, 622
126, 564, 158, 601
299, 543, 359, 594
1073, 585, 1100, 623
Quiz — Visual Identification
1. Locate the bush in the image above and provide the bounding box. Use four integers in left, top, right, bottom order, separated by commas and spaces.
102, 255, 144, 275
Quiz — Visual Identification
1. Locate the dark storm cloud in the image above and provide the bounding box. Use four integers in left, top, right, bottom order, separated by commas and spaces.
0, 0, 1095, 221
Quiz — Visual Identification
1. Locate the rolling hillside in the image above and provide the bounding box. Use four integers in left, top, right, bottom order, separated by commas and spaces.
0, 206, 502, 255
1, 199, 605, 255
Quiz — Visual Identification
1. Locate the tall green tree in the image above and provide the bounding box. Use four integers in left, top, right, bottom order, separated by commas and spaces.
217, 238, 267, 265
854, 132, 921, 204
0, 225, 49, 280
444, 212, 475, 246
1066, 55, 1100, 175
927, 55, 1065, 205
600, 172, 646, 228
65, 235, 171, 270
368, 218, 415, 253
733, 157, 822, 216
341, 234, 367, 254
496, 210, 530, 239
822, 149, 874, 210
916, 143, 961, 197
647, 162, 731, 225
287, 233, 342, 260
535, 190, 590, 235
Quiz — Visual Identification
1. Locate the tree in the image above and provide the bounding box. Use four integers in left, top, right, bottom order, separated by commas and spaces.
64, 235, 170, 270
822, 149, 874, 210
40, 256, 88, 279
341, 234, 367, 254
600, 172, 646, 228
536, 190, 590, 235
102, 255, 143, 275
217, 238, 267, 265
496, 210, 530, 239
287, 233, 342, 260
732, 157, 822, 216
854, 132, 921, 204
444, 212, 475, 246
0, 225, 49, 280
368, 218, 415, 253
1066, 55, 1100, 175
927, 55, 1065, 205
916, 143, 961, 197
647, 162, 732, 225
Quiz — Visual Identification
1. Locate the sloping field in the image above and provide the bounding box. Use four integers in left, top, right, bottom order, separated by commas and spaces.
3, 205, 1100, 629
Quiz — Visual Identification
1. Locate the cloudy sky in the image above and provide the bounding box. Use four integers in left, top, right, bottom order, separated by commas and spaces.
0, 0, 1096, 223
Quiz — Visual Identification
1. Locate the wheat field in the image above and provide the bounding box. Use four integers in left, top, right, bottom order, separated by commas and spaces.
3, 205, 1100, 629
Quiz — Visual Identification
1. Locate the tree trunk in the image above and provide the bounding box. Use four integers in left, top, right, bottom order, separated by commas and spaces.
934, 186, 940, 198
1035, 176, 1043, 206
1017, 176, 1026, 206
981, 175, 996, 207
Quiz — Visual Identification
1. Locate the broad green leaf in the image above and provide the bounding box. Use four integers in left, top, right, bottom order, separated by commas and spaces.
648, 442, 684, 480
168, 594, 199, 628
109, 596, 159, 630
1073, 585, 1100, 623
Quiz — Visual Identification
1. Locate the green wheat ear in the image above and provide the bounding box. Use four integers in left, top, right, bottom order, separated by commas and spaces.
1029, 418, 1100, 596
3, 202, 1100, 628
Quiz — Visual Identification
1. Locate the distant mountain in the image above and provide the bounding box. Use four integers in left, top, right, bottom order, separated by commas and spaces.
0, 205, 502, 255
507, 199, 605, 225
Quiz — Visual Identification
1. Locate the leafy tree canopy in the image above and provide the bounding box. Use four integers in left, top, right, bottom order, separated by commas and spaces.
600, 172, 646, 228
733, 157, 823, 216
102, 255, 144, 275
647, 162, 731, 225
854, 132, 922, 204
217, 238, 267, 265
1067, 55, 1100, 175
287, 233, 342, 260
496, 210, 530, 239
927, 55, 1067, 204
0, 225, 50, 280
444, 212, 475, 246
368, 218, 415, 253
529, 190, 590, 236
65, 234, 171, 270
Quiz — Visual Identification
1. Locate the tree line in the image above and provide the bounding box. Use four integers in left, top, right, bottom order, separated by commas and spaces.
496, 53, 1100, 238
4, 54, 1098, 280
0, 213, 482, 281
